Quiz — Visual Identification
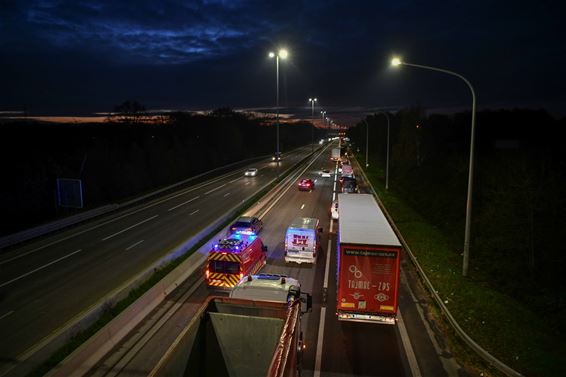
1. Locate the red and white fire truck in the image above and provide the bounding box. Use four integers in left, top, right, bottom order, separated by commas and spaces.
206, 233, 267, 288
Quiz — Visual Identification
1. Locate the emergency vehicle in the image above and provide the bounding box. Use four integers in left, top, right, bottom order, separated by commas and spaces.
206, 233, 267, 288
284, 217, 322, 264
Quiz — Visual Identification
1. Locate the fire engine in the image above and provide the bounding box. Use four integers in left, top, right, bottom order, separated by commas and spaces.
206, 233, 267, 288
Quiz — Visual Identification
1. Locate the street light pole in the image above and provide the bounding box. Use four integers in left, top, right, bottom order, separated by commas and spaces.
269, 49, 289, 160
363, 119, 369, 168
321, 110, 327, 139
309, 98, 317, 153
391, 57, 476, 276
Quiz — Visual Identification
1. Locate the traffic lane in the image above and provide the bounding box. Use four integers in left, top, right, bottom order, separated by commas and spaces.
0, 146, 311, 290
0, 158, 302, 362
337, 154, 450, 376
0, 176, 274, 360
0, 162, 267, 297
0, 143, 313, 265
397, 270, 450, 377
0, 152, 287, 276
257, 149, 335, 375
320, 234, 408, 377
87, 280, 212, 377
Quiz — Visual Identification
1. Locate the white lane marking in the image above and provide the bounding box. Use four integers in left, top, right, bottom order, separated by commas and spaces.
229, 177, 241, 183
314, 219, 334, 376
0, 310, 15, 321
0, 249, 82, 288
223, 192, 231, 197
125, 240, 144, 251
245, 181, 250, 185
314, 306, 327, 377
300, 204, 305, 210
397, 309, 422, 377
167, 196, 200, 211
102, 215, 158, 241
203, 183, 226, 195
323, 220, 334, 289
189, 209, 200, 216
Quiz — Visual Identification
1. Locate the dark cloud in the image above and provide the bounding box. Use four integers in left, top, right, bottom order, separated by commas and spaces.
0, 0, 565, 120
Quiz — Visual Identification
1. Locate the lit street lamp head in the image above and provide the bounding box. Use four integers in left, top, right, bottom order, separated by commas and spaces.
279, 49, 288, 59
391, 57, 402, 66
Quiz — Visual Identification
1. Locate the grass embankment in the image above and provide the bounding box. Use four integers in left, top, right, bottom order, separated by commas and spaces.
361, 164, 563, 377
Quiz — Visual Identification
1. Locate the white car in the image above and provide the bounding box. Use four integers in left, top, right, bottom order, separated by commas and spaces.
330, 200, 339, 220
320, 169, 332, 178
244, 168, 258, 177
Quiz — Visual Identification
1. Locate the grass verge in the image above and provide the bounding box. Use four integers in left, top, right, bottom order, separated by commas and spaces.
360, 158, 563, 377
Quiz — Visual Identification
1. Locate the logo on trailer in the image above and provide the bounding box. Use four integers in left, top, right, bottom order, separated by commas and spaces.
348, 265, 363, 278
375, 293, 389, 302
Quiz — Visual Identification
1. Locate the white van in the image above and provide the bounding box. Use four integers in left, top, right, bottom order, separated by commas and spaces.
284, 217, 322, 264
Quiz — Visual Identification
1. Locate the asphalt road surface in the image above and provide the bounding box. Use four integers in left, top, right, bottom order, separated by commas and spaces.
0, 146, 314, 373
87, 144, 459, 376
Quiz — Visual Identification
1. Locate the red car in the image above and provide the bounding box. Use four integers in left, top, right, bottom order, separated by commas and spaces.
298, 178, 315, 191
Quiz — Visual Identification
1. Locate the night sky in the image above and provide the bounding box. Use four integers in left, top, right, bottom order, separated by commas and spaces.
1, 0, 564, 121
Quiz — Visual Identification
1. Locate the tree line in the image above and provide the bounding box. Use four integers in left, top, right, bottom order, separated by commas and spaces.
348, 108, 566, 328
0, 109, 320, 236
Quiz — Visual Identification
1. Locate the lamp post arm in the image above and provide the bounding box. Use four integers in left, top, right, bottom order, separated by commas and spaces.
402, 61, 476, 276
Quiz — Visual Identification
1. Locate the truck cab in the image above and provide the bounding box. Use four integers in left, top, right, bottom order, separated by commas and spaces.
230, 273, 312, 312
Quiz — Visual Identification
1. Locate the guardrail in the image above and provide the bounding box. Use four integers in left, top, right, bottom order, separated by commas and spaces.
354, 157, 523, 377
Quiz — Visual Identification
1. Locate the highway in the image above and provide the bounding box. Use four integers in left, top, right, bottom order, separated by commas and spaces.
0, 146, 314, 374
85, 144, 459, 376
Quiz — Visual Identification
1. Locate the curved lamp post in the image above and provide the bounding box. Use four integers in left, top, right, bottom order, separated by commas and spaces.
391, 56, 476, 277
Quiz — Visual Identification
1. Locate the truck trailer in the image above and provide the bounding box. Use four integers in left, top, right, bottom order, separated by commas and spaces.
149, 274, 311, 377
336, 193, 402, 325
331, 147, 341, 161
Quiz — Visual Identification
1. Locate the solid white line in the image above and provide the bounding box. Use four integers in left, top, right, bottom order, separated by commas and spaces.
167, 196, 200, 211
189, 209, 200, 216
397, 309, 422, 377
314, 218, 334, 376
300, 204, 305, 210
323, 220, 334, 289
223, 192, 231, 197
313, 307, 327, 377
0, 310, 15, 321
102, 215, 158, 241
125, 240, 144, 251
0, 249, 82, 288
203, 183, 226, 195
229, 177, 241, 183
